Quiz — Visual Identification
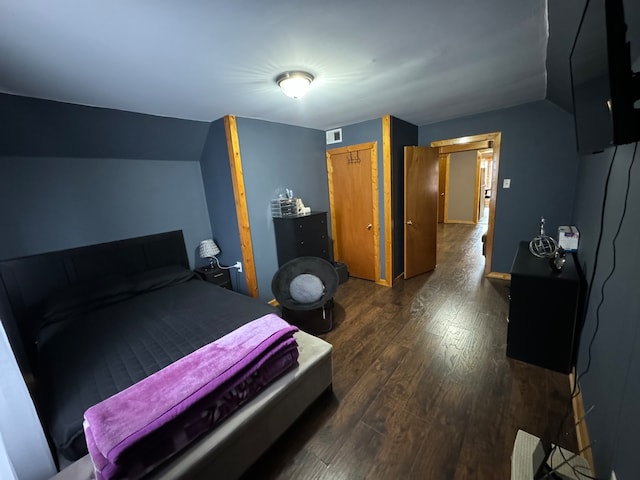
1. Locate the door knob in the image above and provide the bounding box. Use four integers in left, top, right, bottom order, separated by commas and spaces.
366, 223, 372, 230
406, 220, 413, 225
441, 193, 445, 196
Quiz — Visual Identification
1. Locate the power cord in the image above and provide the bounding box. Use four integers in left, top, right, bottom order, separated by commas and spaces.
574, 145, 618, 390
546, 141, 638, 480
603, 141, 638, 470
211, 256, 237, 271
542, 145, 619, 480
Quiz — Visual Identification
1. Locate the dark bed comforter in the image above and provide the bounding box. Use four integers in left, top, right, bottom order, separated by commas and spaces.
35, 268, 276, 460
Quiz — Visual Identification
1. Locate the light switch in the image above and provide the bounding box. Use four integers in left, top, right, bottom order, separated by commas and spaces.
503, 178, 511, 188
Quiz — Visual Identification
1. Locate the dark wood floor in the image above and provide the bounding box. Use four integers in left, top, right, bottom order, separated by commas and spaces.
243, 222, 577, 479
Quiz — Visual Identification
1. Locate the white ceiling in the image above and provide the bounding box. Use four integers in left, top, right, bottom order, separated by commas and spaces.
0, 0, 549, 130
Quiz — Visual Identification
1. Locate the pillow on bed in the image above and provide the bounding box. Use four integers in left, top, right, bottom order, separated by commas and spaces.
130, 265, 195, 293
40, 274, 134, 326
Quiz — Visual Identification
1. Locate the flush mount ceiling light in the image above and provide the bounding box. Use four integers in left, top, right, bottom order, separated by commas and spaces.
276, 71, 314, 99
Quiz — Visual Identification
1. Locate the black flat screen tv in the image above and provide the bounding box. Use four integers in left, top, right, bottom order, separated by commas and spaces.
570, 0, 640, 155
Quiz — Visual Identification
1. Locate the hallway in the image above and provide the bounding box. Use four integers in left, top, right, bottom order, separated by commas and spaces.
244, 222, 577, 479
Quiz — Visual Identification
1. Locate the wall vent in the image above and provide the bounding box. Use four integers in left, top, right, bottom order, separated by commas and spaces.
326, 128, 342, 145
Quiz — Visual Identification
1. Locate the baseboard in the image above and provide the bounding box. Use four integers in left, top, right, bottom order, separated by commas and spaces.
486, 272, 511, 281
444, 219, 476, 225
569, 371, 595, 473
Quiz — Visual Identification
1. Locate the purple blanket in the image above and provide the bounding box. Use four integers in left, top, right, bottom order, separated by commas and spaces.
83, 313, 298, 480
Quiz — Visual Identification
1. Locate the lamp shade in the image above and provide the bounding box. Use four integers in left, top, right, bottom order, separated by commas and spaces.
198, 239, 220, 258
276, 71, 314, 99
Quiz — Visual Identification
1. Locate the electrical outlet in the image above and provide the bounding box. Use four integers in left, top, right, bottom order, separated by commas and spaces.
610, 470, 617, 480
233, 261, 243, 273
503, 178, 511, 188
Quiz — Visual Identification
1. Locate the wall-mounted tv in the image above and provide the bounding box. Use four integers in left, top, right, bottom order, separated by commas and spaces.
570, 0, 640, 155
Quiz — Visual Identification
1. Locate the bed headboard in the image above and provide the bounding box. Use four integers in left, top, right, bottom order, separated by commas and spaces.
0, 230, 189, 377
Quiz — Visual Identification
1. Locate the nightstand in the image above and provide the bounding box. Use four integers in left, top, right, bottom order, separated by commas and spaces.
506, 242, 583, 373
195, 266, 232, 290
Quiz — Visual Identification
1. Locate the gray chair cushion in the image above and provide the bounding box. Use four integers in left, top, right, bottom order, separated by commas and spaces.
271, 256, 339, 311
289, 274, 324, 304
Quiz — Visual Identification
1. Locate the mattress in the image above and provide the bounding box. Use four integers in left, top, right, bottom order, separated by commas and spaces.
36, 272, 276, 460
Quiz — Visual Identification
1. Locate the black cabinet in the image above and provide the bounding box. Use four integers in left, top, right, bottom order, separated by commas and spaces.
273, 212, 331, 266
194, 266, 232, 290
506, 242, 583, 374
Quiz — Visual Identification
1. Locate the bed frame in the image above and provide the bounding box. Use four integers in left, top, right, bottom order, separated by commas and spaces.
0, 230, 189, 378
0, 231, 333, 479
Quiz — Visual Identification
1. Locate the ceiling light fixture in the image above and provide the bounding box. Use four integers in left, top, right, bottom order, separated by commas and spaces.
276, 71, 314, 99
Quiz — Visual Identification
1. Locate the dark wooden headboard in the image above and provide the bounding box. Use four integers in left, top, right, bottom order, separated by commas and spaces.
0, 230, 189, 377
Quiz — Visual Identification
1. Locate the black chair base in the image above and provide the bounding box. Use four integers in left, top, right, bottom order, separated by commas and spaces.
271, 256, 339, 333
281, 300, 334, 335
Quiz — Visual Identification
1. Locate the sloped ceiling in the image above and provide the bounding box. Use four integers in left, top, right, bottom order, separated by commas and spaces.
0, 0, 549, 130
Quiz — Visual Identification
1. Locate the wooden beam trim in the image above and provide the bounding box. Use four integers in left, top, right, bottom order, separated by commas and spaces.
439, 140, 491, 154
326, 150, 339, 261
382, 115, 393, 287
370, 141, 384, 285
224, 115, 259, 298
484, 132, 500, 277
431, 132, 500, 147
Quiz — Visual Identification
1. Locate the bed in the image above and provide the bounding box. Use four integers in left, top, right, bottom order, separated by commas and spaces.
0, 230, 333, 479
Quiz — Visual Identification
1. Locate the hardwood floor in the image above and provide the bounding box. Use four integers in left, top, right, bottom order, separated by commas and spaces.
242, 222, 577, 479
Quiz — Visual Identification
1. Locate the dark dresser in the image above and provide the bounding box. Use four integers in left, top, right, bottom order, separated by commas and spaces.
506, 241, 583, 373
273, 212, 331, 266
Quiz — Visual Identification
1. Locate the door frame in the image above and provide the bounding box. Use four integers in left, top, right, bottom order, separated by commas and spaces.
326, 141, 382, 284
431, 132, 502, 278
473, 150, 482, 224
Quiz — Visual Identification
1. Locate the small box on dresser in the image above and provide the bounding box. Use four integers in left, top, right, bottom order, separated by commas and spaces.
195, 266, 232, 290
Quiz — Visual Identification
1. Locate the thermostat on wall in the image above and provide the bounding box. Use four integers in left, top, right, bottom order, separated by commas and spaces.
326, 128, 342, 144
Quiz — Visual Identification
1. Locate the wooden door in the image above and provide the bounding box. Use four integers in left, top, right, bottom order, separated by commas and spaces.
479, 166, 486, 221
438, 154, 447, 223
404, 146, 439, 279
327, 143, 377, 281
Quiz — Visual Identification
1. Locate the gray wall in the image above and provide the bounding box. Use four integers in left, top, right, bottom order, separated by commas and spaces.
0, 94, 212, 266
199, 119, 247, 292
0, 93, 208, 160
0, 157, 212, 264
236, 117, 329, 302
572, 143, 640, 479
419, 100, 580, 273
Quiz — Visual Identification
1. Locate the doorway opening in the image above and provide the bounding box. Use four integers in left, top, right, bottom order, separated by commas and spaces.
431, 132, 501, 277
